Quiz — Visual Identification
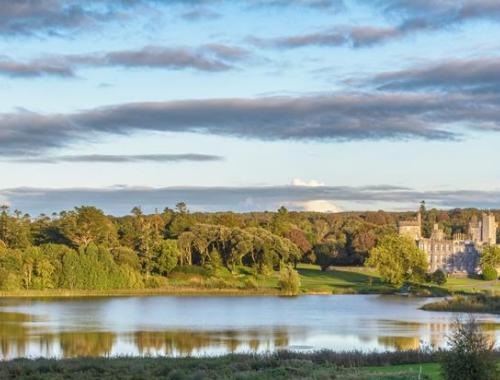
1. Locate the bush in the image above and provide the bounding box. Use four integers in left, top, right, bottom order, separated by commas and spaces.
431, 269, 447, 285
145, 275, 168, 289
278, 266, 300, 296
481, 265, 498, 281
243, 277, 258, 290
441, 316, 499, 380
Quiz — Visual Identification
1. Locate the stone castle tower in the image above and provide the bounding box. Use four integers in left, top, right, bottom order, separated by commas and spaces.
398, 207, 498, 274
397, 212, 422, 240
468, 212, 498, 245
481, 212, 498, 245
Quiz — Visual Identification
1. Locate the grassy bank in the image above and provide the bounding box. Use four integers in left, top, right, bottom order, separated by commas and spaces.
0, 264, 498, 299
0, 264, 394, 298
0, 351, 444, 380
422, 294, 500, 314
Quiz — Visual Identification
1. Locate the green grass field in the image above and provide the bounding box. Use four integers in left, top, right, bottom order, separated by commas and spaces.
297, 264, 395, 294
363, 363, 441, 380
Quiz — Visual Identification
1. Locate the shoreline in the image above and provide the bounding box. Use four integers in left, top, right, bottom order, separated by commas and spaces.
421, 294, 500, 315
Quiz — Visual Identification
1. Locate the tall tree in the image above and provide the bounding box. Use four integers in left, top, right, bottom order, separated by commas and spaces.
367, 234, 428, 286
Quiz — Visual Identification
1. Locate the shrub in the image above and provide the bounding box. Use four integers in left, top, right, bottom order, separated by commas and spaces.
207, 249, 223, 270
481, 265, 498, 281
278, 266, 300, 296
441, 316, 498, 380
145, 275, 168, 289
243, 277, 258, 290
431, 269, 447, 285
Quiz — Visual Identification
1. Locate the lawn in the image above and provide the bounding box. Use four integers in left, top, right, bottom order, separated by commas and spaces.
444, 275, 500, 294
363, 363, 441, 380
297, 264, 396, 294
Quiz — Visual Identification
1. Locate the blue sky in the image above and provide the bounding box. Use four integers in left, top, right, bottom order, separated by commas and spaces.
1, 0, 500, 215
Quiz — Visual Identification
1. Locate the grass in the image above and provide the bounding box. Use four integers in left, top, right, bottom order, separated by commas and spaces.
0, 264, 498, 298
0, 351, 443, 380
364, 363, 441, 380
297, 264, 395, 294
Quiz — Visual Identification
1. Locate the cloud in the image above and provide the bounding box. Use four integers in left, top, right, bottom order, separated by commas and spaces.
253, 0, 344, 9
369, 57, 500, 93
181, 8, 222, 21
0, 44, 249, 78
289, 199, 342, 212
1, 92, 478, 155
250, 26, 403, 49
0, 0, 128, 36
0, 57, 75, 78
6, 153, 224, 164
291, 178, 326, 187
0, 0, 344, 36
2, 184, 500, 215
251, 1, 500, 49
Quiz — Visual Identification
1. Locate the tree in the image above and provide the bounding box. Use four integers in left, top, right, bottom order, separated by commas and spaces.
366, 234, 428, 286
441, 316, 498, 380
313, 243, 340, 271
58, 207, 117, 247
112, 246, 141, 270
431, 269, 447, 285
175, 202, 188, 214
480, 245, 500, 270
481, 265, 498, 281
285, 228, 312, 256
154, 240, 179, 275
278, 265, 300, 296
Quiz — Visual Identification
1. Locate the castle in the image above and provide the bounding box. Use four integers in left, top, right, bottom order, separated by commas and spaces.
398, 210, 498, 274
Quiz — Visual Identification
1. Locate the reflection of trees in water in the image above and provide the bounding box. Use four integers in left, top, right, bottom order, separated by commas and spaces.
58, 332, 115, 357
378, 336, 420, 350
0, 312, 35, 359
133, 328, 290, 356
0, 320, 293, 358
377, 320, 499, 350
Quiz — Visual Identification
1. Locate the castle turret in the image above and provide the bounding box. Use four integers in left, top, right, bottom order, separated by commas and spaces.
481, 212, 497, 245
398, 210, 422, 241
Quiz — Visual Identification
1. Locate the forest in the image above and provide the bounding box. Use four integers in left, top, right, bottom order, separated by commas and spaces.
0, 202, 498, 292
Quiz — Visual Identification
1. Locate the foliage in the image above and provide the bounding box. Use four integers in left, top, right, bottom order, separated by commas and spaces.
422, 294, 500, 314
153, 239, 179, 275
0, 204, 499, 293
278, 265, 301, 296
481, 245, 500, 270
441, 316, 499, 380
366, 234, 428, 286
430, 269, 447, 285
482, 265, 498, 281
313, 242, 341, 271
0, 350, 446, 380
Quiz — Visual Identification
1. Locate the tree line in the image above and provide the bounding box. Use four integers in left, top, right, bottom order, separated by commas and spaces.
1, 203, 499, 291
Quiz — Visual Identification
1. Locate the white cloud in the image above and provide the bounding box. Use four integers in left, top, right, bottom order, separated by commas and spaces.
291, 178, 326, 187
289, 199, 342, 213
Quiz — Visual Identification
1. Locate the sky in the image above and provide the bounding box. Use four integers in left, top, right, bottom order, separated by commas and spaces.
1, 0, 500, 215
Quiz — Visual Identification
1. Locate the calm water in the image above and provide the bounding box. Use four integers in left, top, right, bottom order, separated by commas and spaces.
0, 295, 499, 359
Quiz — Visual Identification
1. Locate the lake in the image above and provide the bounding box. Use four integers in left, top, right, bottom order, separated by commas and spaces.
0, 295, 498, 359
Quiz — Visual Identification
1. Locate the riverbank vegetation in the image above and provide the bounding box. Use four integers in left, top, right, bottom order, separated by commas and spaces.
0, 350, 497, 379
0, 350, 445, 380
422, 294, 500, 314
1, 204, 499, 296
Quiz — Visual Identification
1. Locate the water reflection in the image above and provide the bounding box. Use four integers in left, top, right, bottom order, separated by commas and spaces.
0, 295, 499, 359
0, 323, 296, 358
